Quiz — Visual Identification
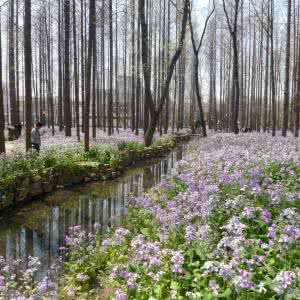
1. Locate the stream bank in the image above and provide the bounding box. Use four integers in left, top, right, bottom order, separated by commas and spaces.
0, 132, 190, 212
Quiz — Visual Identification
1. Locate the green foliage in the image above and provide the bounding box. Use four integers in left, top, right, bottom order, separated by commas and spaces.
0, 145, 120, 189
0, 136, 178, 193
152, 135, 175, 148
84, 144, 120, 165
117, 141, 145, 152
165, 178, 187, 200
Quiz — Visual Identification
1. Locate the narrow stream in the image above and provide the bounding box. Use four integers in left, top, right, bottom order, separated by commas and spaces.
0, 142, 190, 278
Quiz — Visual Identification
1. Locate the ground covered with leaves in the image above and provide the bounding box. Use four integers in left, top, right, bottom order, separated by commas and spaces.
1, 133, 300, 299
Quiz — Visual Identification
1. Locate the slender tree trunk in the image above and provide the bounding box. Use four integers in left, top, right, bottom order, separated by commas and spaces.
270, 0, 276, 136
16, 0, 20, 126
108, 0, 113, 135
294, 33, 300, 137
223, 0, 240, 134
194, 58, 207, 136
263, 6, 270, 132
131, 0, 136, 132
282, 0, 292, 137
92, 6, 97, 138
135, 16, 141, 136
58, 0, 63, 131
81, 0, 85, 133
9, 0, 17, 127
123, 0, 128, 129
189, 2, 214, 136
84, 0, 96, 151
115, 0, 119, 133
0, 13, 5, 154
163, 0, 171, 134
64, 0, 72, 136
73, 0, 80, 141
45, 15, 54, 136
24, 0, 32, 151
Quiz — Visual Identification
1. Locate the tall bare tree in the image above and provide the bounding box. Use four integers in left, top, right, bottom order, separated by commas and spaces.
189, 1, 215, 137
139, 0, 190, 146
84, 0, 96, 151
295, 34, 300, 137
73, 0, 80, 141
58, 0, 63, 131
0, 11, 5, 154
9, 0, 17, 126
223, 0, 240, 134
64, 0, 72, 136
282, 0, 292, 137
108, 0, 114, 135
24, 0, 32, 151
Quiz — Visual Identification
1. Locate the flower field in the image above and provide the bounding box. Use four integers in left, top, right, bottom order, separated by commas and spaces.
4, 128, 146, 156
61, 133, 300, 299
1, 133, 300, 299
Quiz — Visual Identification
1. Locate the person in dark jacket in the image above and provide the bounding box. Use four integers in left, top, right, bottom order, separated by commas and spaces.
31, 122, 43, 152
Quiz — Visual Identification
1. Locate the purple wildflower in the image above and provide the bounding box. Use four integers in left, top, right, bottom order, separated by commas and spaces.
272, 271, 296, 295
171, 251, 185, 274
114, 290, 128, 300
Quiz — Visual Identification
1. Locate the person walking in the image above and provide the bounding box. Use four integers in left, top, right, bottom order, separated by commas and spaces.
31, 122, 43, 152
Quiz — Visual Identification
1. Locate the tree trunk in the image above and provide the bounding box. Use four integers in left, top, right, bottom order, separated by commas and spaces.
263, 6, 270, 133
123, 0, 128, 129
189, 1, 214, 136
73, 0, 80, 141
164, 0, 171, 134
294, 33, 300, 137
92, 5, 97, 139
223, 0, 240, 134
58, 0, 63, 131
24, 0, 32, 151
131, 0, 136, 132
101, 0, 106, 131
108, 0, 113, 135
115, 0, 120, 133
135, 16, 141, 136
0, 13, 5, 154
81, 0, 85, 133
84, 0, 96, 151
194, 58, 207, 136
16, 0, 20, 126
64, 0, 72, 136
9, 0, 17, 126
139, 0, 189, 146
282, 0, 292, 137
270, 0, 276, 136
45, 13, 54, 136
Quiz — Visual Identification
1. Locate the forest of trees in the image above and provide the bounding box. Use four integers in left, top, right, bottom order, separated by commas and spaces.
0, 0, 299, 152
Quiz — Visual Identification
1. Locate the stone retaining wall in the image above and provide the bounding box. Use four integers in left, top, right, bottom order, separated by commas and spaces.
0, 133, 191, 212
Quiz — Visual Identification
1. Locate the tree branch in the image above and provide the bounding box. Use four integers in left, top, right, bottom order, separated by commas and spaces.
222, 0, 233, 35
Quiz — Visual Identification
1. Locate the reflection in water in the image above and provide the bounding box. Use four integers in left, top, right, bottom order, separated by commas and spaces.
0, 144, 188, 277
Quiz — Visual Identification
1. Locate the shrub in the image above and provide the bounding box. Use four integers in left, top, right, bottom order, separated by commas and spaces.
117, 141, 145, 152
84, 144, 120, 165
152, 135, 175, 148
